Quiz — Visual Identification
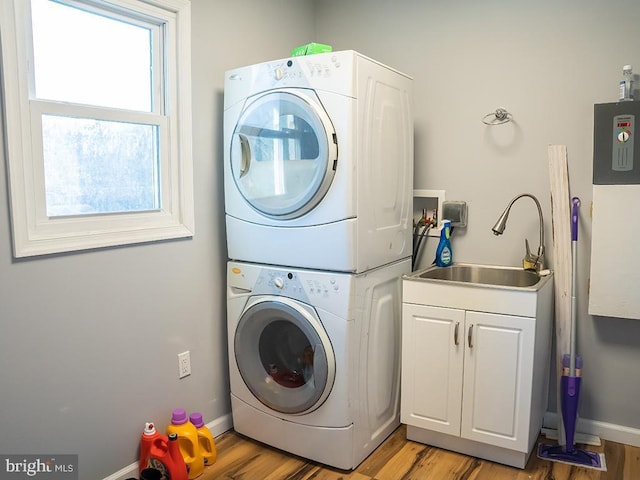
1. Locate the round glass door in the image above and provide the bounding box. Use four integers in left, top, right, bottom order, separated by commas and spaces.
230, 89, 338, 219
234, 296, 336, 414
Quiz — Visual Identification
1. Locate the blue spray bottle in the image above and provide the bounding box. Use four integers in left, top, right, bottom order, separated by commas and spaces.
435, 220, 453, 267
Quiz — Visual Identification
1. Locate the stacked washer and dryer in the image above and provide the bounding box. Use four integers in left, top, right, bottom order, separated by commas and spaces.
223, 50, 413, 470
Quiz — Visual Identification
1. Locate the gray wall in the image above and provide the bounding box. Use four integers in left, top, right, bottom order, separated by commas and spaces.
315, 0, 640, 431
0, 1, 314, 478
2, 1, 640, 479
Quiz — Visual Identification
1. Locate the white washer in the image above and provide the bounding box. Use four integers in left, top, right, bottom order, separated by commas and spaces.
226, 258, 409, 469
223, 51, 413, 273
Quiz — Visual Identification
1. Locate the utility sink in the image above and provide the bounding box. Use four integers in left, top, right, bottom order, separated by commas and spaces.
403, 263, 553, 318
411, 263, 544, 289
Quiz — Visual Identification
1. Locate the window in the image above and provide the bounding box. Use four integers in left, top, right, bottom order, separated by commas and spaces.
0, 0, 194, 257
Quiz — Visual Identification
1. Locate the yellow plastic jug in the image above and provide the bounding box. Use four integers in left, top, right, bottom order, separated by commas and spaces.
166, 409, 204, 479
189, 412, 217, 466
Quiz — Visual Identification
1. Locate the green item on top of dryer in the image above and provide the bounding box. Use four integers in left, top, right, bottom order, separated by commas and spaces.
291, 42, 333, 57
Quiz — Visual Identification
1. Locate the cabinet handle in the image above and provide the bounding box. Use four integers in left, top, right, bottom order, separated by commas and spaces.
454, 322, 460, 345
468, 324, 474, 348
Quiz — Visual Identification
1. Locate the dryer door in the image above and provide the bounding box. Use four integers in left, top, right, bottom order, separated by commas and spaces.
234, 296, 336, 414
230, 89, 338, 219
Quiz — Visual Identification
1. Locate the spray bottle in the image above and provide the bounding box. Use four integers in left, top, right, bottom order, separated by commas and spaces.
435, 220, 453, 267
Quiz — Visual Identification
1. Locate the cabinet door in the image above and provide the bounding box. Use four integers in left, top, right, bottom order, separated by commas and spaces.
401, 303, 465, 436
461, 311, 535, 451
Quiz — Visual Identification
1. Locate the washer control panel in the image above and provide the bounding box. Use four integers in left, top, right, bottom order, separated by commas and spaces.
253, 268, 344, 304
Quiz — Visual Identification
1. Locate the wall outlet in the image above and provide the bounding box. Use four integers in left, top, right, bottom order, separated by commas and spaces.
178, 351, 191, 379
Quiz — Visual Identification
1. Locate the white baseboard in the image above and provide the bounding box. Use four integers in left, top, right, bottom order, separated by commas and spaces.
102, 413, 233, 480
543, 412, 640, 447
207, 412, 234, 438
104, 411, 639, 479
541, 427, 602, 446
102, 462, 139, 480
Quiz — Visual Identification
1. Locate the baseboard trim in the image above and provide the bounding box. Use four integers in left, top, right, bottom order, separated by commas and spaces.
207, 412, 234, 437
104, 411, 639, 478
543, 412, 640, 447
102, 413, 233, 480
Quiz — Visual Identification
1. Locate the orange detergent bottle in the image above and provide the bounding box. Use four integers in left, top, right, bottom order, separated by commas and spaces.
166, 409, 204, 479
189, 412, 217, 466
139, 422, 188, 480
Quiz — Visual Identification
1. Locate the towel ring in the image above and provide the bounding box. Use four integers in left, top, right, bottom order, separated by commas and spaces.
482, 107, 512, 125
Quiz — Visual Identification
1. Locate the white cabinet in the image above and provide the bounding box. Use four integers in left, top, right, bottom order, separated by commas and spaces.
462, 310, 535, 450
400, 268, 553, 468
401, 304, 464, 436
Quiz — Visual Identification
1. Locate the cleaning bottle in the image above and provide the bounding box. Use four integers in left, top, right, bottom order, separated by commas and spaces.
435, 220, 453, 267
166, 409, 204, 479
620, 65, 634, 101
189, 412, 217, 467
139, 422, 188, 480
167, 433, 189, 480
139, 422, 167, 476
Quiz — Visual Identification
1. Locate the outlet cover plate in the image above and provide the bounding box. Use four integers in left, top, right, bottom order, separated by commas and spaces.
178, 351, 191, 378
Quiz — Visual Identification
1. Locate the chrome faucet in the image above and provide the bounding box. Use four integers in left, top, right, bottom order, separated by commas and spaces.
491, 193, 545, 272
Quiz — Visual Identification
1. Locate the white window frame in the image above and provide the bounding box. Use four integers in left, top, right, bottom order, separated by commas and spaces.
0, 0, 194, 257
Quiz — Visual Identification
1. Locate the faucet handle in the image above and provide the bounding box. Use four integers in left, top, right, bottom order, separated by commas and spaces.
523, 239, 541, 271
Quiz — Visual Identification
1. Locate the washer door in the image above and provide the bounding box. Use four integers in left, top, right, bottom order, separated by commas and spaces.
230, 89, 338, 219
234, 296, 336, 414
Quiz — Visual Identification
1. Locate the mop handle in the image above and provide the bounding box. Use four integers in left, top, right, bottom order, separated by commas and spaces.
571, 197, 580, 242
570, 197, 581, 377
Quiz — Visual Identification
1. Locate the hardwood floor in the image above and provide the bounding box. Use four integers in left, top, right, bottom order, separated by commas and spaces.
200, 425, 640, 480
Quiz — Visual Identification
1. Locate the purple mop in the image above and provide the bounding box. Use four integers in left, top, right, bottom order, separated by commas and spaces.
537, 197, 605, 470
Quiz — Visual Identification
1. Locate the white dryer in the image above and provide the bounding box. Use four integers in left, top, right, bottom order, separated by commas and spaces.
226, 258, 409, 469
223, 51, 413, 272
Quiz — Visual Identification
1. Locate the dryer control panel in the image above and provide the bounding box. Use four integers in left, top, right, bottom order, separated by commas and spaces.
256, 51, 356, 96
270, 56, 342, 83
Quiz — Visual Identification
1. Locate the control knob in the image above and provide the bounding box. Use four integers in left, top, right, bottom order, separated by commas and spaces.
618, 130, 631, 143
